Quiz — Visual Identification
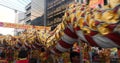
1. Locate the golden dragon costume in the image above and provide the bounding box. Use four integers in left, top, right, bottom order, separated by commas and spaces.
49, 2, 120, 54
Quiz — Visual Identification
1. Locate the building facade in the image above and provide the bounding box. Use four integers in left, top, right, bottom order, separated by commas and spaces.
31, 0, 44, 20
14, 12, 26, 35
47, 0, 76, 30
47, 0, 90, 30
15, 0, 45, 35
25, 3, 31, 25
25, 0, 44, 25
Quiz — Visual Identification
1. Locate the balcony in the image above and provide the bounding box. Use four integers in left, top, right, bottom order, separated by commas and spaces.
25, 16, 31, 22
25, 20, 31, 25
47, 9, 65, 19
48, 17, 62, 26
47, 5, 66, 18
25, 10, 31, 16
47, 0, 74, 25
26, 6, 31, 11
25, 3, 31, 10
47, 0, 64, 10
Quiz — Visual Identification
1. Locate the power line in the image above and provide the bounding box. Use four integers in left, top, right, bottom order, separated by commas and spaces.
9, 0, 26, 8
0, 4, 24, 12
18, 0, 27, 6
1, 0, 43, 16
4, 0, 31, 12
32, 1, 44, 11
4, 0, 24, 8
1, 0, 24, 11
32, 9, 43, 15
32, 6, 43, 12
30, 4, 44, 14
22, 0, 29, 4
31, 2, 44, 12
26, 0, 31, 3
24, 1, 43, 13
32, 5, 43, 11
25, 5, 43, 16
29, 0, 32, 2
24, 1, 44, 12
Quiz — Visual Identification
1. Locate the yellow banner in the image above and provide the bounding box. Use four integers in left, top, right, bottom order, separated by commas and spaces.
0, 22, 50, 30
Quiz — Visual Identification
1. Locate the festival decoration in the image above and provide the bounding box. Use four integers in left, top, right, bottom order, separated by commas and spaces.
49, 1, 120, 55
0, 1, 119, 62
0, 22, 50, 30
0, 0, 119, 54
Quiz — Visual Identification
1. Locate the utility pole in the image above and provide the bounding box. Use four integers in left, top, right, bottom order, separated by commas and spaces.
44, 0, 47, 33
14, 10, 18, 36
78, 39, 83, 63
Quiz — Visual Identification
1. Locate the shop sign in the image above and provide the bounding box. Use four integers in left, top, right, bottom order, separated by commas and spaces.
89, 0, 104, 8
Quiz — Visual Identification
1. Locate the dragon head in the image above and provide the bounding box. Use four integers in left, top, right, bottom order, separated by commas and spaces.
102, 5, 120, 24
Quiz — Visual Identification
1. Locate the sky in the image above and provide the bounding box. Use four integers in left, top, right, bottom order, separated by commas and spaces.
0, 0, 31, 35
0, 0, 44, 35
0, 5, 15, 35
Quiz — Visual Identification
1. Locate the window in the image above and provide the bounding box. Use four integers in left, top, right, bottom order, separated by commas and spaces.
26, 13, 31, 17
26, 6, 31, 11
